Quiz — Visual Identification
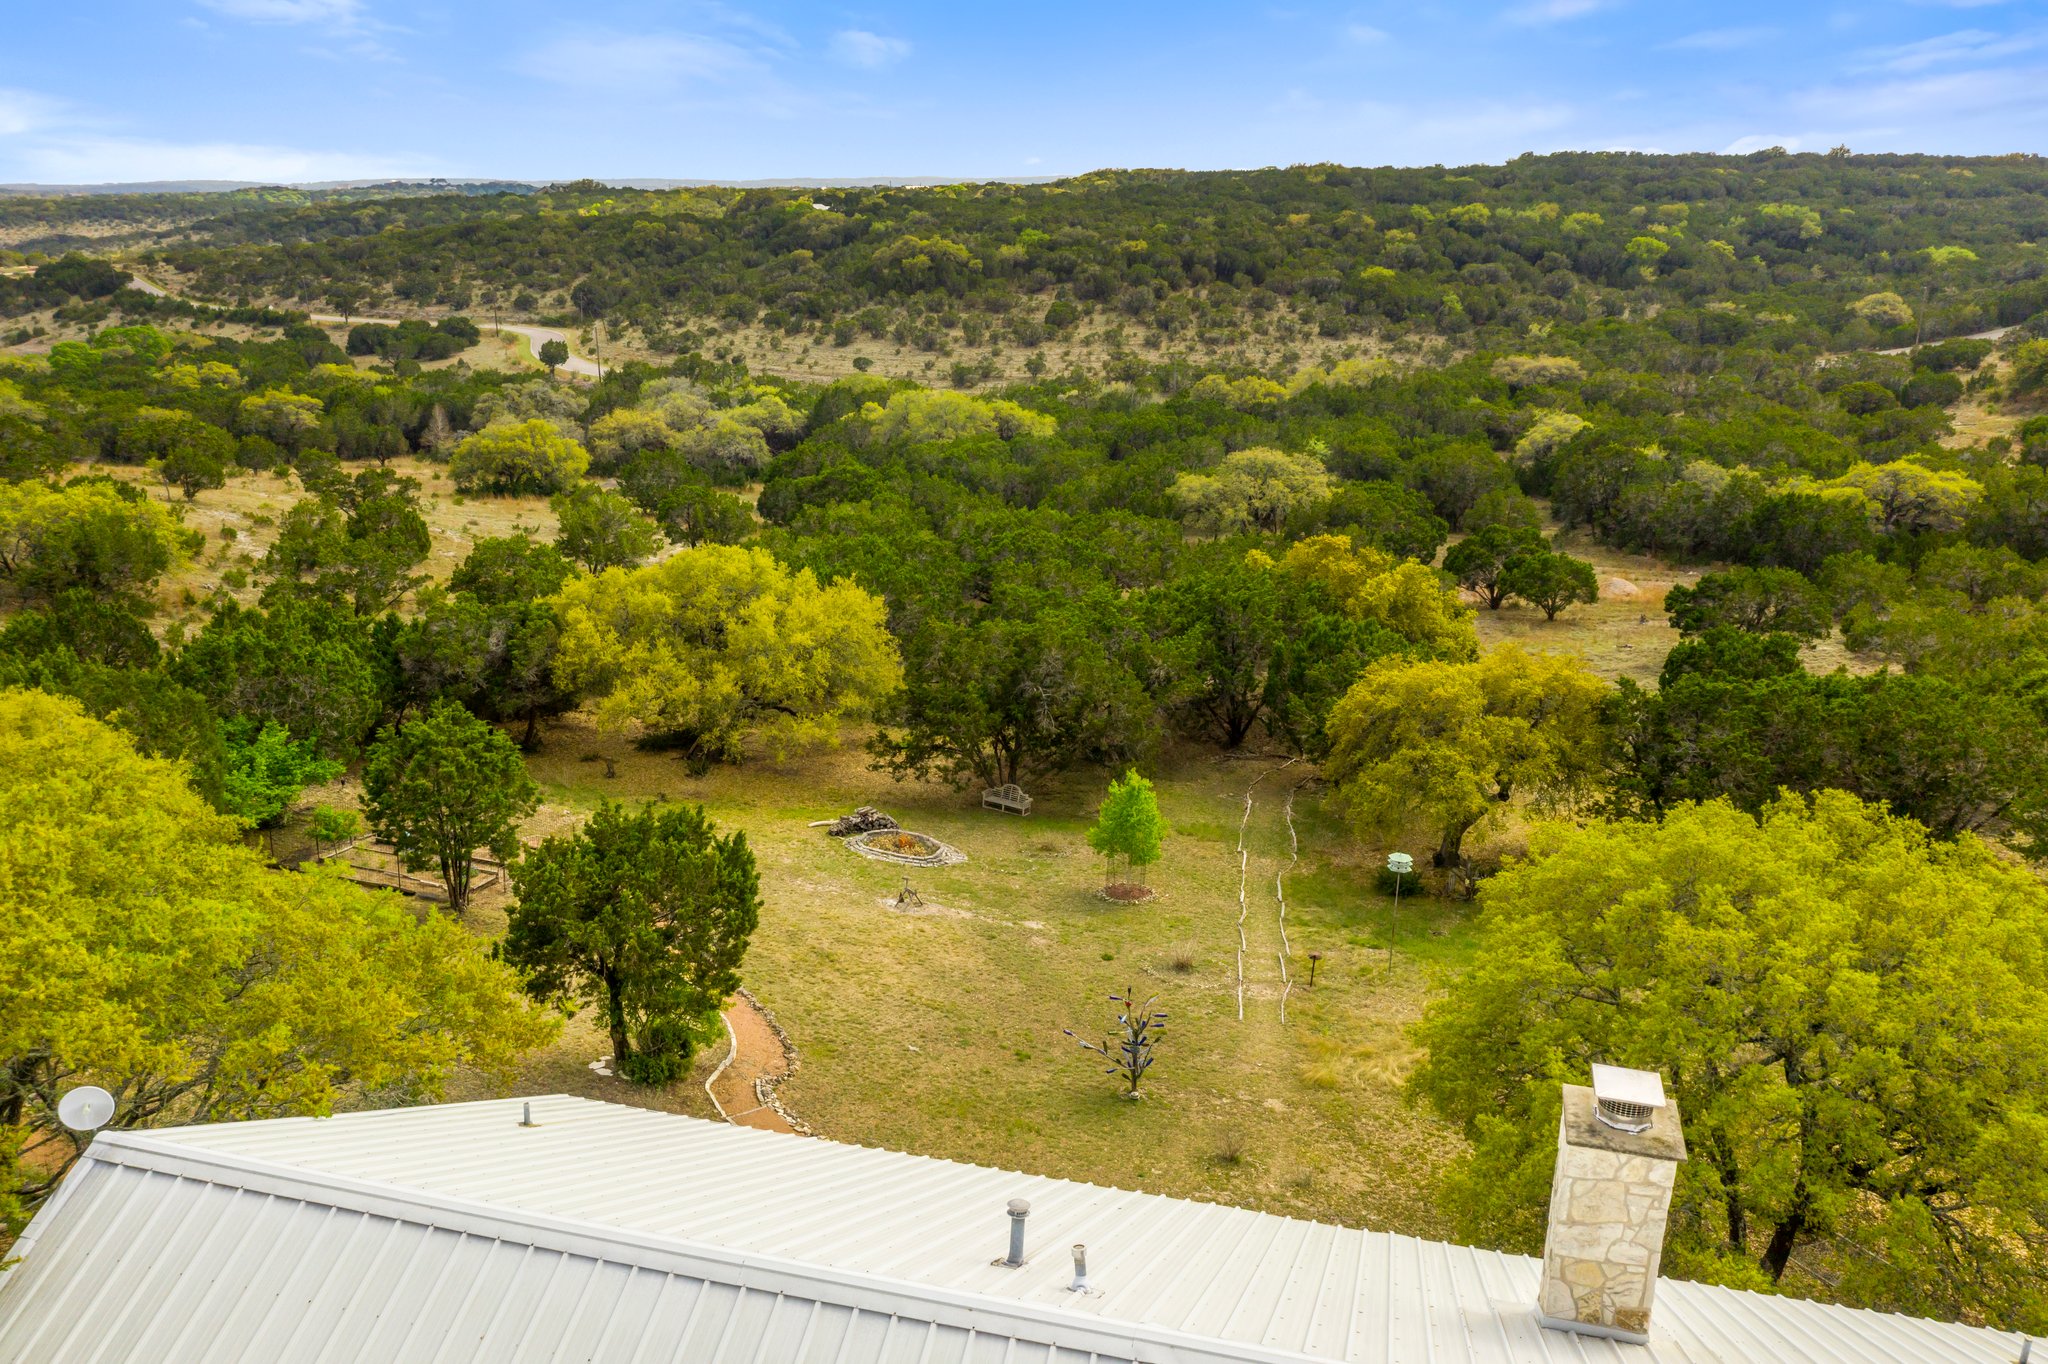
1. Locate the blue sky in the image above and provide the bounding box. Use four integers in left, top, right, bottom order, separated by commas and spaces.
2, 1, 2046, 184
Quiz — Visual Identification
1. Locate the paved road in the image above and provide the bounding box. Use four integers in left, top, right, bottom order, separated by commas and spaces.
309, 312, 602, 378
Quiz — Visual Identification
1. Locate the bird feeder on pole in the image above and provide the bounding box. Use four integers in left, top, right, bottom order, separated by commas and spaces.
1385, 852, 1413, 965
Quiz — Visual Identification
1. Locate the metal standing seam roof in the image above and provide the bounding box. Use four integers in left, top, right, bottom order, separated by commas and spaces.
0, 1095, 2025, 1364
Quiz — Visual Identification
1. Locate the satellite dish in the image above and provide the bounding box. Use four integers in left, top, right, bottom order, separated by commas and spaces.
57, 1086, 115, 1133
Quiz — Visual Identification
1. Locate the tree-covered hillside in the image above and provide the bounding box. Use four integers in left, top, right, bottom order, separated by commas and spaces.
97, 154, 2048, 355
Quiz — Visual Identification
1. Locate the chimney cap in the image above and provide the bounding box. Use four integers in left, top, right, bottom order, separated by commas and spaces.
1590, 1064, 1665, 1110
1590, 1065, 1667, 1134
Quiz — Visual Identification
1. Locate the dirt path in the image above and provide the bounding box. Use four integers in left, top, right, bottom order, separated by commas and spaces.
1873, 324, 2013, 356
307, 312, 603, 378
1233, 758, 1299, 1022
707, 992, 801, 1135
116, 273, 606, 378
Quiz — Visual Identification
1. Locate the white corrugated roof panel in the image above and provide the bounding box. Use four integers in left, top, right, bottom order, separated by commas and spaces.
0, 1096, 2025, 1363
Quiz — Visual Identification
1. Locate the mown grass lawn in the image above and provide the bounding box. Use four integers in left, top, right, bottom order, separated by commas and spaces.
456, 719, 1482, 1239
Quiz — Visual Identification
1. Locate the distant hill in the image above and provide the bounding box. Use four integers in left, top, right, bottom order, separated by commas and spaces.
0, 180, 271, 196
0, 175, 1058, 198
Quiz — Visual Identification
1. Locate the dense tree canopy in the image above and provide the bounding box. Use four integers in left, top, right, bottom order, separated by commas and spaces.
6, 153, 2048, 1330
1414, 793, 2048, 1330
551, 544, 903, 767
0, 691, 550, 1234
1325, 645, 1608, 871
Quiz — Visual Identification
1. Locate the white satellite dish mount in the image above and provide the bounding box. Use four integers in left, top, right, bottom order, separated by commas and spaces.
57, 1085, 116, 1133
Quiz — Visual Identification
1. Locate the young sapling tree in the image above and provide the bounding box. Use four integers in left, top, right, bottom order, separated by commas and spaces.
1086, 768, 1165, 898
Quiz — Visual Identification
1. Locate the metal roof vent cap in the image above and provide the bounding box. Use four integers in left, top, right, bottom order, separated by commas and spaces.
1590, 1063, 1665, 1134
997, 1199, 1030, 1267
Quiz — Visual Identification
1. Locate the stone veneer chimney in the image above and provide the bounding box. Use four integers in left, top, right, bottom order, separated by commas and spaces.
1536, 1064, 1687, 1345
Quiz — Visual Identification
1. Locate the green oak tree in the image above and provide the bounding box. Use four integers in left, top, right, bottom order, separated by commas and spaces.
1412, 793, 2048, 1328
1325, 645, 1608, 873
361, 699, 540, 914
450, 418, 589, 495
1499, 547, 1599, 620
551, 544, 902, 768
504, 799, 760, 1084
1443, 525, 1547, 609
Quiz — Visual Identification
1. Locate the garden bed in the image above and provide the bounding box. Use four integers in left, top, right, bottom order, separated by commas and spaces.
846, 828, 967, 867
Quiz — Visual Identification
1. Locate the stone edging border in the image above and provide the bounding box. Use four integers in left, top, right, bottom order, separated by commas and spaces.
738, 986, 814, 1136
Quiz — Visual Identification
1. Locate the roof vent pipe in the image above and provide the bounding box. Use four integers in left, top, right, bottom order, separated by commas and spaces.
1069, 1244, 1090, 1293
518, 1102, 538, 1128
1003, 1199, 1029, 1267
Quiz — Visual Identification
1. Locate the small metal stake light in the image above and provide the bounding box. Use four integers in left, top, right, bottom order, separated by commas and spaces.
1385, 852, 1413, 965
1307, 952, 1322, 988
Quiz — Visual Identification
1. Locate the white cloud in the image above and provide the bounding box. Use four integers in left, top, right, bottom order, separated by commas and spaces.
1792, 63, 2048, 122
1504, 0, 1606, 26
1852, 28, 2036, 73
0, 89, 62, 138
830, 30, 910, 69
195, 0, 363, 24
517, 31, 766, 91
1661, 26, 1776, 52
9, 135, 422, 185
1723, 133, 1805, 154
1307, 95, 1578, 163
0, 82, 420, 185
1344, 23, 1390, 44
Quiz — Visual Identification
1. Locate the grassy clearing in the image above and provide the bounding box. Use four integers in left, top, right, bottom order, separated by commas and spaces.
94, 455, 558, 632
1469, 523, 1875, 683
1467, 528, 1697, 685
423, 722, 1479, 1237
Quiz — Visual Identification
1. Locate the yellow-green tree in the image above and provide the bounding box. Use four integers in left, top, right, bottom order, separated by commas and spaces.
449, 418, 590, 494
551, 544, 902, 767
1825, 460, 1982, 535
238, 389, 325, 452
0, 479, 192, 598
1324, 644, 1607, 870
859, 388, 1054, 444
587, 407, 676, 472
0, 690, 551, 1234
1278, 534, 1477, 659
1086, 769, 1166, 891
1412, 793, 2048, 1330
1170, 447, 1332, 535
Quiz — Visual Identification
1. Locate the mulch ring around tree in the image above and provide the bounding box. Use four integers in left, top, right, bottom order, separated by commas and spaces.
846, 828, 968, 867
1100, 883, 1158, 903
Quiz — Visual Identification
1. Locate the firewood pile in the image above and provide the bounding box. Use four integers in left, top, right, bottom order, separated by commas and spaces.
822, 806, 899, 838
